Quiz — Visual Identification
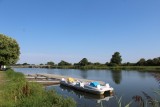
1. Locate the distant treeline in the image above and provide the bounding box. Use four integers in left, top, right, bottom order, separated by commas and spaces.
13, 52, 160, 67
136, 57, 160, 66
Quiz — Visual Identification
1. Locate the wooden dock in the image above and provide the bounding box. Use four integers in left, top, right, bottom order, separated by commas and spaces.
25, 74, 60, 86
25, 73, 105, 85
36, 73, 105, 85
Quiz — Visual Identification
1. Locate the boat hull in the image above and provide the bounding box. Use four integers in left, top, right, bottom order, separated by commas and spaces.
60, 81, 113, 95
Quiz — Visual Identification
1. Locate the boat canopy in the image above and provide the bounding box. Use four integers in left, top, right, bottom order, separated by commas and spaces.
67, 77, 75, 82
90, 81, 100, 87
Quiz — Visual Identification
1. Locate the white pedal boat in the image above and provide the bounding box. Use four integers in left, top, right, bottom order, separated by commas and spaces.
60, 78, 114, 95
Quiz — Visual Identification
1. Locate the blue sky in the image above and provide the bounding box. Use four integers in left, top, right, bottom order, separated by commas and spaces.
0, 0, 160, 64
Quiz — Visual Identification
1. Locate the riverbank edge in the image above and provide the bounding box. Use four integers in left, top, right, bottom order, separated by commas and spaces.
0, 69, 76, 107
12, 65, 160, 71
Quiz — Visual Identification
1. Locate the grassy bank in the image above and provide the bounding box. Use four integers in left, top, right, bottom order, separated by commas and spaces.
0, 71, 4, 85
0, 69, 76, 107
0, 71, 5, 103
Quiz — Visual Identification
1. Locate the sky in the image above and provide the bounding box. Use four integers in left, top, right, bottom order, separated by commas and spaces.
0, 0, 160, 64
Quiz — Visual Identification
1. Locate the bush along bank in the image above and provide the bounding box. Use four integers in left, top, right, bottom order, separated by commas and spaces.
0, 69, 76, 107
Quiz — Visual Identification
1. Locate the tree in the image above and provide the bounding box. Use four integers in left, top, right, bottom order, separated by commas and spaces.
110, 52, 122, 65
105, 62, 109, 66
146, 59, 153, 66
157, 57, 160, 66
136, 58, 146, 66
0, 34, 20, 68
40, 63, 44, 65
47, 61, 55, 66
152, 58, 159, 66
78, 58, 89, 66
58, 60, 71, 66
94, 62, 101, 65
22, 63, 29, 65
136, 57, 160, 66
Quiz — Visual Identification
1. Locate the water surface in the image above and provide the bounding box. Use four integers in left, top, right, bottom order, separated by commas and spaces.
14, 68, 160, 107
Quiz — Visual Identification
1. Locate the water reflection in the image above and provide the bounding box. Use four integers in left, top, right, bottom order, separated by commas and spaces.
111, 70, 122, 84
80, 69, 88, 79
152, 73, 160, 83
60, 85, 113, 103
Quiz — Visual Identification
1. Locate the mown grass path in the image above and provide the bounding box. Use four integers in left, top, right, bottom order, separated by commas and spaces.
0, 71, 5, 87
0, 71, 5, 103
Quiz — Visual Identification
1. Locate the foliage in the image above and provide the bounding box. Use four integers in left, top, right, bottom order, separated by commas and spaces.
22, 62, 30, 65
58, 60, 72, 66
122, 62, 135, 66
93, 62, 101, 65
78, 58, 89, 66
136, 58, 146, 66
0, 69, 76, 107
136, 57, 160, 66
0, 34, 20, 65
105, 62, 110, 66
47, 61, 55, 66
110, 52, 122, 66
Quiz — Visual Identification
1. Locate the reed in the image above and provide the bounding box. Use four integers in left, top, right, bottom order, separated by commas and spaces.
115, 90, 160, 107
115, 96, 132, 107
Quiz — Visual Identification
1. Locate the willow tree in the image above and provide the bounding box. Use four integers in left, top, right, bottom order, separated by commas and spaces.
0, 34, 20, 68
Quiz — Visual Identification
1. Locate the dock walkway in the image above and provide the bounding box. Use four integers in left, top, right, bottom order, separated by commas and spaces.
25, 73, 105, 85
36, 73, 105, 85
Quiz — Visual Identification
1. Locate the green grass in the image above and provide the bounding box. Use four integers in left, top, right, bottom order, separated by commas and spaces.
0, 71, 4, 83
0, 69, 76, 107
